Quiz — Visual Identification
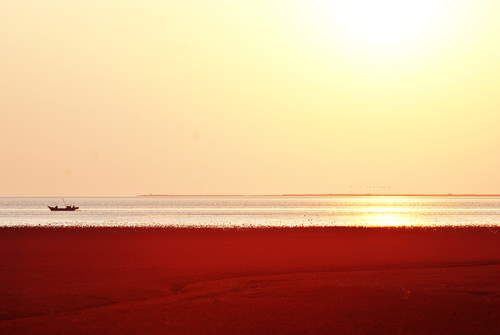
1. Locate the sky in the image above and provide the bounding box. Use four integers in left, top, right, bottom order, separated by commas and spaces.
1, 0, 500, 196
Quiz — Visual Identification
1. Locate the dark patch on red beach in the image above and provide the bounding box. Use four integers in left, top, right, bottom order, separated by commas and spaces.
1, 227, 499, 334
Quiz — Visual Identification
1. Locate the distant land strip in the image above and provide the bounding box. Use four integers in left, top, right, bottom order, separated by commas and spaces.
138, 194, 500, 197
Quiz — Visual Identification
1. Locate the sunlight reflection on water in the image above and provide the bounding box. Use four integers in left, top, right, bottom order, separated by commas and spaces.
1, 196, 500, 227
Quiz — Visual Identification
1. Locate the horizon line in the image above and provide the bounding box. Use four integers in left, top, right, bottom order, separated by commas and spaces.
138, 193, 500, 197
2, 193, 500, 198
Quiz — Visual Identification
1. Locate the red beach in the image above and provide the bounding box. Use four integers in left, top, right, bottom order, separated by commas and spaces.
1, 226, 499, 334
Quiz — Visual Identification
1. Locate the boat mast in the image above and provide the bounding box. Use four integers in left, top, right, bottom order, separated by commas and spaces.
61, 197, 67, 207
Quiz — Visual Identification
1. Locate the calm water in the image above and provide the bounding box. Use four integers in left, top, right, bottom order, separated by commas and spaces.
1, 196, 500, 227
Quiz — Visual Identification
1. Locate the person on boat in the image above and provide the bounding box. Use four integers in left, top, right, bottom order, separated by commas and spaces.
54, 205, 58, 209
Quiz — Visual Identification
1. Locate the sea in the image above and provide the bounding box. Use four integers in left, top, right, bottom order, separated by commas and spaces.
1, 196, 500, 227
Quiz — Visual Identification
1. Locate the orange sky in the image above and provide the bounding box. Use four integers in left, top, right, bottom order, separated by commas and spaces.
1, 1, 499, 196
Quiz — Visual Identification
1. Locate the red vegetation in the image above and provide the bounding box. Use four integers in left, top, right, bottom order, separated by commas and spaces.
1, 227, 499, 334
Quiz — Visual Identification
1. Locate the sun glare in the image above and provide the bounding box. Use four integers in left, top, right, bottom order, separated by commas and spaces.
307, 0, 450, 62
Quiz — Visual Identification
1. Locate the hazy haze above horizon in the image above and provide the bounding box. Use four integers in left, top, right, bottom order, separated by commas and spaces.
1, 1, 499, 196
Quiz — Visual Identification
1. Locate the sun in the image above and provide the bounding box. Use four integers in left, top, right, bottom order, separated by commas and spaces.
306, 0, 449, 61
338, 1, 440, 46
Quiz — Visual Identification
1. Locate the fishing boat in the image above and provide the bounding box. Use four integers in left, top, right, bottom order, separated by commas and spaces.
48, 198, 79, 211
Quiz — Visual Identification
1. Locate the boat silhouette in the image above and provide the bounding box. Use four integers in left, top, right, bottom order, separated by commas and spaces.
48, 198, 79, 211
48, 205, 79, 211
